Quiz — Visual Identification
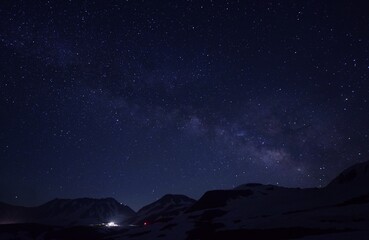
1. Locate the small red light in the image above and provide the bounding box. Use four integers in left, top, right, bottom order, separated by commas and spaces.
143, 221, 148, 226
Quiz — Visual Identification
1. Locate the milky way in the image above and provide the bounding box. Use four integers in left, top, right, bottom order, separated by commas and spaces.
1, 1, 369, 210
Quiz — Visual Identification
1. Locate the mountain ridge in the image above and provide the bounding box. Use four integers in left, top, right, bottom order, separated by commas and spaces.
0, 197, 135, 226
1, 161, 369, 239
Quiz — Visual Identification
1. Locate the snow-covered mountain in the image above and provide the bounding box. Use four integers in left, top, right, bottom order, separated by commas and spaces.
130, 194, 196, 225
113, 160, 369, 239
327, 160, 369, 189
1, 161, 368, 239
0, 198, 135, 226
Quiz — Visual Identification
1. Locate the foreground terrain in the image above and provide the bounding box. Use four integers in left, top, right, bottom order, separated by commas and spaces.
1, 161, 369, 239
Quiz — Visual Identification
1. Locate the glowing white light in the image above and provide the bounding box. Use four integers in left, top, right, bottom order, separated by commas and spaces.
106, 222, 118, 227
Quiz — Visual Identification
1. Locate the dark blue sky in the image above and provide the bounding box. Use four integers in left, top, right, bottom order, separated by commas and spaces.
1, 0, 369, 210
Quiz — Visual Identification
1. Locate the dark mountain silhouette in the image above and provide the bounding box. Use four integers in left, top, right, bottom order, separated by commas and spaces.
114, 160, 369, 239
327, 160, 369, 187
0, 198, 135, 226
0, 161, 368, 239
131, 194, 196, 225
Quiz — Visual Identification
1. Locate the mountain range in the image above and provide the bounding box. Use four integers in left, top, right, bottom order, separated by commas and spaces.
0, 197, 135, 226
0, 160, 368, 239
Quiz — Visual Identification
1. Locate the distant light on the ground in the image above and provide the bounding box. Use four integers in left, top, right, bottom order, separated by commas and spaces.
106, 222, 118, 227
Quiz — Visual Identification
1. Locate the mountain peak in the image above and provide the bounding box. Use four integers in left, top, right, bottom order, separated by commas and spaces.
131, 194, 195, 225
0, 197, 135, 226
327, 160, 369, 187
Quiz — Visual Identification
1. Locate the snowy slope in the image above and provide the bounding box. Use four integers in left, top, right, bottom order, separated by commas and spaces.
130, 194, 196, 225
111, 161, 369, 240
1, 161, 368, 239
0, 198, 135, 226
327, 160, 369, 190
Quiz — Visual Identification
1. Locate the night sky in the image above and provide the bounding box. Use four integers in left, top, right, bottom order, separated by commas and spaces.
1, 1, 369, 210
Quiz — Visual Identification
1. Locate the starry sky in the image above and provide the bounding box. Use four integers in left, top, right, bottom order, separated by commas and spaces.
1, 0, 369, 210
